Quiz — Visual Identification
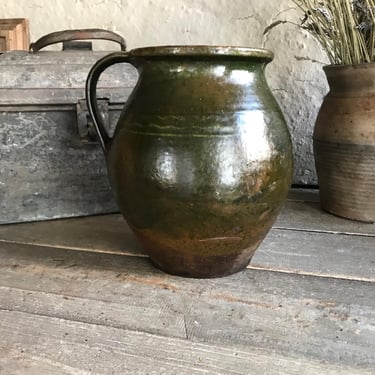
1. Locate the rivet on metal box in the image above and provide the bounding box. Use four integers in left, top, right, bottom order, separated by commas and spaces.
0, 29, 138, 224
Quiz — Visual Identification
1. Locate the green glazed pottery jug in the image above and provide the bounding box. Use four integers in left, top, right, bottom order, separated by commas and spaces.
86, 46, 293, 278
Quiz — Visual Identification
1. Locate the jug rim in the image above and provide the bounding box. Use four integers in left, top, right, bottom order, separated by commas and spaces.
128, 45, 274, 61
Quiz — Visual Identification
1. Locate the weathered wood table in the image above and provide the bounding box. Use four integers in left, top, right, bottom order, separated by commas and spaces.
0, 190, 374, 374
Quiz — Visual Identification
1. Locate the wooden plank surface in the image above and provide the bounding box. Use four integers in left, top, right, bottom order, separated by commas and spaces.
1, 310, 370, 375
0, 214, 136, 254
276, 202, 375, 236
254, 229, 375, 282
1, 201, 374, 253
280, 189, 374, 235
0, 190, 374, 373
0, 241, 374, 372
1, 190, 374, 245
0, 191, 373, 281
0, 220, 372, 281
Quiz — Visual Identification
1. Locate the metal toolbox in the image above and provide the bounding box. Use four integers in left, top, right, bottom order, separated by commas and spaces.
0, 29, 137, 224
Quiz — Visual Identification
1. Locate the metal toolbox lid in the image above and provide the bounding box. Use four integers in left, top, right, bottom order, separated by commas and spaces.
0, 28, 137, 111
0, 29, 137, 109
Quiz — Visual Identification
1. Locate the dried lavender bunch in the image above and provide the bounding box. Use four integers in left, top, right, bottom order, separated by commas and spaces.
264, 0, 375, 65
294, 0, 375, 64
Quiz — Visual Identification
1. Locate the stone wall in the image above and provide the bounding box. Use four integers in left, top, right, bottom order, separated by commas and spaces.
1, 0, 330, 184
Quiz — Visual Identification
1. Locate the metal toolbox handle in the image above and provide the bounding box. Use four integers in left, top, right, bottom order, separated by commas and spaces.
29, 28, 126, 52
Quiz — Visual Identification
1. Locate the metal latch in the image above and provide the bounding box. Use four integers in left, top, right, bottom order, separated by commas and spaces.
76, 98, 109, 144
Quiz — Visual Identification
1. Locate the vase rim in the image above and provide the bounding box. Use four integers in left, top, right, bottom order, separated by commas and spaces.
323, 62, 375, 72
128, 45, 274, 61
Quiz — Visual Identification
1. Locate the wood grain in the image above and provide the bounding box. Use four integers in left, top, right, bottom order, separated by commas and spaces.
254, 229, 375, 281
0, 19, 29, 52
0, 191, 373, 281
0, 241, 374, 370
0, 192, 374, 373
1, 310, 370, 375
276, 201, 375, 236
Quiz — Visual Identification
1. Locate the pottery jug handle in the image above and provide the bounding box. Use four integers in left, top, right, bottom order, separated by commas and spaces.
85, 52, 137, 152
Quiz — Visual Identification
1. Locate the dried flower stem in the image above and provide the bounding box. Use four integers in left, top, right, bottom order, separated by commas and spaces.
294, 0, 375, 64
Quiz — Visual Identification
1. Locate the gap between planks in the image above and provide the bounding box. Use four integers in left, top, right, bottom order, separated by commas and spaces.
273, 226, 375, 238
0, 237, 148, 258
248, 264, 375, 283
0, 237, 373, 283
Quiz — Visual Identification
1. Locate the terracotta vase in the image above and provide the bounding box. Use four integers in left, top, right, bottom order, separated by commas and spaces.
314, 63, 375, 223
86, 46, 293, 278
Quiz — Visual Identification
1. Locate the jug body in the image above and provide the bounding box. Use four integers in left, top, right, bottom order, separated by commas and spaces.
87, 46, 293, 278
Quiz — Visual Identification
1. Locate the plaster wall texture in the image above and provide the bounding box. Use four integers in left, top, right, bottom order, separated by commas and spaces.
1, 0, 329, 184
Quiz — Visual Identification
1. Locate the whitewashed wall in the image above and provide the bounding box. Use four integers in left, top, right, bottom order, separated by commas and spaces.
0, 0, 330, 184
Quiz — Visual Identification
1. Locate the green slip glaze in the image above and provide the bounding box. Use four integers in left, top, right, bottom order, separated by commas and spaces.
86, 46, 293, 278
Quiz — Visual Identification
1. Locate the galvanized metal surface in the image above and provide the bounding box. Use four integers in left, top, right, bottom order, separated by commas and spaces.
0, 49, 137, 224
